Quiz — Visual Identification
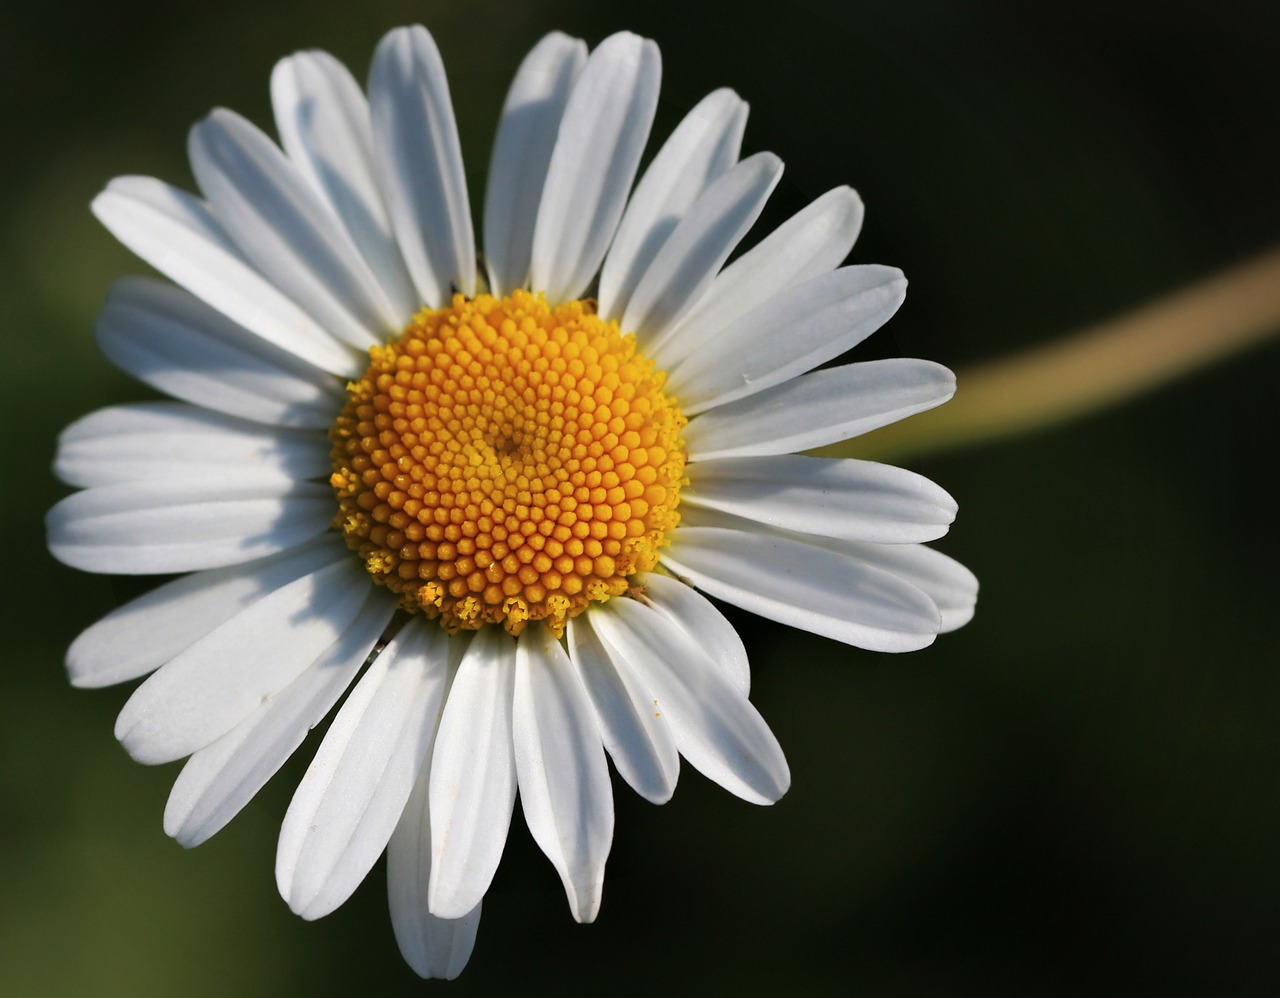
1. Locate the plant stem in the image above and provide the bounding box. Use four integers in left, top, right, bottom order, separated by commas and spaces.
819, 245, 1280, 462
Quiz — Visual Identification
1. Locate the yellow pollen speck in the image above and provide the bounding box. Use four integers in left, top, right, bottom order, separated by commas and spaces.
330, 290, 686, 636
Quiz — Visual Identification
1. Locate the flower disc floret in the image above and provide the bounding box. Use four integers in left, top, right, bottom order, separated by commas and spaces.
330, 290, 686, 636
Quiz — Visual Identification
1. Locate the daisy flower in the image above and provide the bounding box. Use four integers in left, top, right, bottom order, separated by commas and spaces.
48, 25, 977, 980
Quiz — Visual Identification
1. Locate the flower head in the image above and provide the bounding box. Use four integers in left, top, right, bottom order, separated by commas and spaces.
48, 25, 976, 979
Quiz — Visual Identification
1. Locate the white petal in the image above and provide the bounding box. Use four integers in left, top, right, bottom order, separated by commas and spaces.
623, 152, 783, 345
565, 613, 679, 805
91, 176, 358, 375
653, 186, 864, 367
683, 359, 956, 460
483, 33, 587, 296
513, 626, 613, 923
47, 477, 334, 575
65, 537, 347, 689
825, 540, 979, 633
591, 598, 789, 804
189, 108, 399, 346
388, 757, 481, 981
48, 478, 333, 576
272, 49, 418, 318
95, 277, 345, 430
636, 571, 749, 694
684, 454, 957, 544
598, 88, 747, 321
54, 402, 330, 488
661, 519, 943, 652
529, 32, 661, 302
276, 618, 454, 920
667, 265, 907, 414
114, 555, 367, 764
427, 627, 518, 920
369, 25, 475, 306
164, 588, 396, 846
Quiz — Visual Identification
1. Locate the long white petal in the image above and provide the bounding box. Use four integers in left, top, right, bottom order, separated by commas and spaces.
66, 537, 346, 689
529, 32, 660, 302
114, 555, 366, 764
387, 707, 481, 981
91, 176, 357, 375
824, 539, 979, 633
483, 33, 587, 296
54, 402, 330, 488
276, 618, 454, 920
636, 571, 749, 694
369, 25, 475, 306
513, 626, 613, 923
272, 49, 418, 318
661, 517, 942, 652
47, 477, 334, 575
598, 88, 747, 321
427, 627, 518, 920
189, 108, 399, 346
592, 597, 789, 805
95, 277, 345, 430
667, 265, 907, 414
164, 588, 396, 846
683, 359, 956, 460
684, 454, 957, 544
566, 613, 679, 805
623, 152, 783, 346
653, 186, 864, 367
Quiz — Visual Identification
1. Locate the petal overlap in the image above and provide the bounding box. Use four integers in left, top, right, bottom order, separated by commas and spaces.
276, 618, 454, 920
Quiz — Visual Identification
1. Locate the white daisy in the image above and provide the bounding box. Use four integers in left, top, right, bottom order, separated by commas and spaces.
48, 25, 977, 980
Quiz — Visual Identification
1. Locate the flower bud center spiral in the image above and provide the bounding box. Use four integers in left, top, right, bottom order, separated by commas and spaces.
329, 290, 686, 636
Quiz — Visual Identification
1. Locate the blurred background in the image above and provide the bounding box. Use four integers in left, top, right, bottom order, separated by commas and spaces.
3, 0, 1278, 993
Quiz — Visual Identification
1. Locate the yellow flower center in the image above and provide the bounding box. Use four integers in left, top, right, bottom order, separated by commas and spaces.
329, 290, 686, 636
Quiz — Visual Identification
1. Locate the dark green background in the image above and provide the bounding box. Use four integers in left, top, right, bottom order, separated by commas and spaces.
4, 1, 1278, 994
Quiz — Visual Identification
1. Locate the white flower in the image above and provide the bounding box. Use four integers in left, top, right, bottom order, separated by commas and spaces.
48, 25, 977, 980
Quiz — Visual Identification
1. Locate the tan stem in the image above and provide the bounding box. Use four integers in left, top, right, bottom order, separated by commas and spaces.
818, 245, 1280, 462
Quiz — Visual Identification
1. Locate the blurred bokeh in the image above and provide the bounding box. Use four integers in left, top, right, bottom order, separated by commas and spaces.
4, 0, 1278, 994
